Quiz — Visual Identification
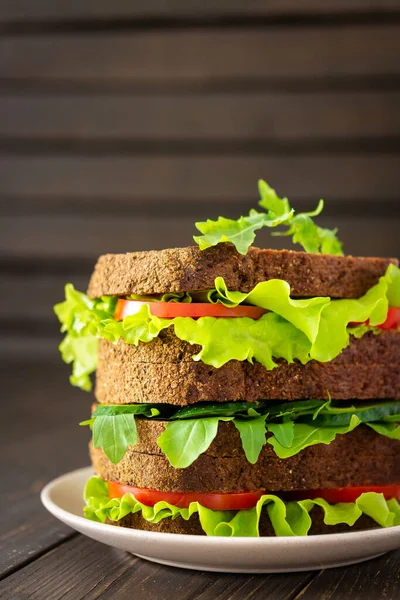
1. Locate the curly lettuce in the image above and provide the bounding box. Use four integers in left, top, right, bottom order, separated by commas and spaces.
194, 180, 343, 255
84, 476, 400, 537
55, 264, 399, 391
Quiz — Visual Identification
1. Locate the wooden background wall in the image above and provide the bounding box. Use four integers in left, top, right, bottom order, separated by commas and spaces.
0, 1, 399, 358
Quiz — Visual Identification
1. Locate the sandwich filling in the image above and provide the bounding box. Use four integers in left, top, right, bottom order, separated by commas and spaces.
54, 180, 400, 537
84, 476, 400, 537
55, 264, 400, 392
80, 399, 400, 466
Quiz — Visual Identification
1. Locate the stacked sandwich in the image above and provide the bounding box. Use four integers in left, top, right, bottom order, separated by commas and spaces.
55, 181, 400, 537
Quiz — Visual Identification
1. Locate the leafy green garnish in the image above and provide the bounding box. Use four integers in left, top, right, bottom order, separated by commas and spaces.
193, 207, 293, 255
157, 418, 232, 468
55, 264, 400, 391
194, 180, 343, 255
233, 416, 267, 464
92, 414, 137, 464
82, 399, 400, 466
84, 476, 400, 536
54, 284, 116, 391
367, 422, 400, 440
267, 415, 361, 458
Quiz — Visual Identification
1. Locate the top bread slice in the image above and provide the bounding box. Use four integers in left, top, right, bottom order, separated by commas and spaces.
87, 244, 397, 299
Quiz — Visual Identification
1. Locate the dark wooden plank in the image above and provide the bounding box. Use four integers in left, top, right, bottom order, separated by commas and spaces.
0, 0, 399, 22
0, 26, 399, 84
0, 361, 90, 576
0, 213, 399, 262
1, 91, 399, 141
0, 155, 399, 201
295, 550, 400, 600
0, 274, 88, 321
0, 534, 316, 600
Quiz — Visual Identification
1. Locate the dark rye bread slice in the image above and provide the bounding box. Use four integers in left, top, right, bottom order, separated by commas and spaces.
107, 509, 377, 537
90, 424, 399, 494
95, 330, 400, 404
87, 244, 397, 299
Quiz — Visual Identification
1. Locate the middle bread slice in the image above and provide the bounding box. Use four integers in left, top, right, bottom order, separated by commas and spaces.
95, 329, 400, 405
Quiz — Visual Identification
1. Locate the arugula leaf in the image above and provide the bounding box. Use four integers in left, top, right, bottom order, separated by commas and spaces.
193, 180, 342, 255
157, 418, 228, 468
83, 399, 399, 465
367, 422, 400, 440
92, 404, 160, 418
92, 414, 138, 464
173, 401, 260, 420
233, 416, 267, 464
312, 401, 400, 427
268, 415, 361, 458
266, 421, 294, 448
85, 476, 400, 536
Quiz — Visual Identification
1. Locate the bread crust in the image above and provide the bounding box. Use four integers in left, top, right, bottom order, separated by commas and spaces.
95, 330, 400, 404
90, 424, 399, 493
87, 245, 397, 299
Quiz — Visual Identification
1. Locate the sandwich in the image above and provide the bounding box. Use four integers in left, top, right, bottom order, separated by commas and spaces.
55, 180, 400, 537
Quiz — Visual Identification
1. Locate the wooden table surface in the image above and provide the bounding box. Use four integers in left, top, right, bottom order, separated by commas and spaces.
1, 360, 399, 600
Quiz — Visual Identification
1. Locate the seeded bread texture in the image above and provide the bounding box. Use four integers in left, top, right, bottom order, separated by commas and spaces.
90, 424, 399, 493
87, 245, 397, 299
95, 330, 400, 404
107, 509, 377, 536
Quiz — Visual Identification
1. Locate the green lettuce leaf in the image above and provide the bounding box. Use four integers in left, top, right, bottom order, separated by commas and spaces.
54, 284, 116, 390
157, 418, 233, 468
171, 312, 311, 369
84, 476, 400, 536
193, 180, 342, 255
55, 264, 400, 390
268, 415, 361, 458
386, 263, 400, 308
212, 276, 330, 342
367, 422, 400, 440
193, 207, 293, 255
233, 416, 267, 464
82, 399, 400, 466
92, 414, 138, 464
58, 334, 98, 392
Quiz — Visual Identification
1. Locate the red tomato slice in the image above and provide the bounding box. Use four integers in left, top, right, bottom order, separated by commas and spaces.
108, 482, 400, 510
283, 485, 400, 504
108, 482, 265, 510
349, 307, 400, 330
114, 299, 267, 321
379, 307, 400, 330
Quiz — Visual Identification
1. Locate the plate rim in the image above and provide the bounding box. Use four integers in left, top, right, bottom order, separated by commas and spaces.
41, 465, 400, 548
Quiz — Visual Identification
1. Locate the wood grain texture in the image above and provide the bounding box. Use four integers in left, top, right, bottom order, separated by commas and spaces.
295, 549, 400, 600
0, 534, 316, 600
0, 362, 89, 576
1, 0, 399, 22
0, 155, 399, 201
0, 214, 398, 261
0, 26, 399, 84
1, 91, 399, 141
0, 274, 89, 321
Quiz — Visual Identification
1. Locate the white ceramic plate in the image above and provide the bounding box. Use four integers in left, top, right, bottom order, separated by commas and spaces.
41, 467, 400, 573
